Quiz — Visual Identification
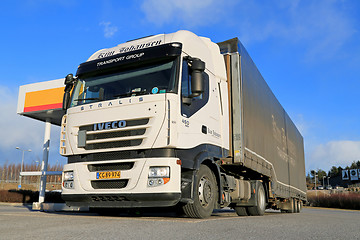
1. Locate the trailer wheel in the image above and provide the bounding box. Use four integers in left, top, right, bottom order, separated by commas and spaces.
296, 199, 302, 213
294, 199, 299, 213
234, 207, 248, 216
284, 198, 296, 213
247, 183, 266, 216
183, 165, 218, 219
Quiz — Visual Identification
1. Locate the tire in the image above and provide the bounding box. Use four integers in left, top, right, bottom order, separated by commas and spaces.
183, 165, 218, 219
285, 199, 295, 213
234, 207, 248, 216
247, 183, 266, 216
297, 200, 302, 213
294, 199, 299, 213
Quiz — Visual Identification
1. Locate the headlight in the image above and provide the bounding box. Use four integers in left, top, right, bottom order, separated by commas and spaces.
63, 171, 74, 181
148, 167, 170, 187
63, 171, 74, 189
148, 167, 170, 178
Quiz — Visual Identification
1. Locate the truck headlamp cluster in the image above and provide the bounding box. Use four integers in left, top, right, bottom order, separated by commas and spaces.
63, 171, 74, 189
148, 167, 170, 187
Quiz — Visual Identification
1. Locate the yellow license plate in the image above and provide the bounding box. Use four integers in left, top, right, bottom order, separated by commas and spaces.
96, 171, 121, 179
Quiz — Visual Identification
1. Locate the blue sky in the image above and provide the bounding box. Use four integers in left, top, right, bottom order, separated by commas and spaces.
0, 0, 359, 174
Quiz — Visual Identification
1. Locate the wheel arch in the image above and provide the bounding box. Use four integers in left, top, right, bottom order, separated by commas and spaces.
198, 159, 222, 207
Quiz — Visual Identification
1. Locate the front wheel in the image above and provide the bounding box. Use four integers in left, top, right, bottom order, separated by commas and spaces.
247, 183, 266, 216
183, 165, 218, 219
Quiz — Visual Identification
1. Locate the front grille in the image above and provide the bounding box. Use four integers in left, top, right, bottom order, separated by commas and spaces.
89, 151, 134, 161
86, 139, 142, 150
91, 180, 128, 189
88, 162, 134, 172
87, 129, 146, 141
67, 149, 176, 163
78, 118, 149, 151
79, 118, 149, 131
91, 195, 129, 202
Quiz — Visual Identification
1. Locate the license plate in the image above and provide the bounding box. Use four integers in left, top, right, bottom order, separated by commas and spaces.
96, 171, 121, 179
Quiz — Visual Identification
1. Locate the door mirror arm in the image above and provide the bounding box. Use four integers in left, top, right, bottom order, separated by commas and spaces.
62, 73, 77, 110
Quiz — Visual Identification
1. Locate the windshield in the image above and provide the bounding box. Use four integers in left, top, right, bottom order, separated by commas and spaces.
70, 58, 178, 107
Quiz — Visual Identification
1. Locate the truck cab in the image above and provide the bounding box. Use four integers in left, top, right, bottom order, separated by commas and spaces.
61, 31, 229, 217
60, 30, 307, 218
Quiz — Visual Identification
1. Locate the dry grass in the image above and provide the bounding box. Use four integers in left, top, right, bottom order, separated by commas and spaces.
0, 182, 62, 191
308, 192, 360, 210
0, 190, 38, 203
0, 162, 63, 186
0, 189, 64, 203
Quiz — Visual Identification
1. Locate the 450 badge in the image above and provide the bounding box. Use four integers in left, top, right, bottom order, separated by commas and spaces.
182, 119, 190, 127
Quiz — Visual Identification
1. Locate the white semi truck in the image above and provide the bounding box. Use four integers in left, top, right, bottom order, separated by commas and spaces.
60, 30, 307, 218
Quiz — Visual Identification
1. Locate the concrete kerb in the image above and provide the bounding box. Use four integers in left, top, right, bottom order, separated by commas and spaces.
32, 202, 89, 212
0, 201, 89, 212
0, 202, 32, 207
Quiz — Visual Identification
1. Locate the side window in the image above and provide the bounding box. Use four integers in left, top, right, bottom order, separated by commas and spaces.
181, 60, 191, 98
181, 60, 209, 118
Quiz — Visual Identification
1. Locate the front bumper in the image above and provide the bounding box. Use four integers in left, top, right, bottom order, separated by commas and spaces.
62, 192, 181, 208
61, 157, 182, 208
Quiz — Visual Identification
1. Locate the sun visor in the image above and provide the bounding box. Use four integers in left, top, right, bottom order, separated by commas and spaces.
17, 79, 65, 126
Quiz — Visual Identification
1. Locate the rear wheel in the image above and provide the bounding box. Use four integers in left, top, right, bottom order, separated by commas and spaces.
247, 183, 266, 216
183, 165, 218, 219
234, 206, 248, 216
296, 200, 302, 213
294, 199, 299, 213
284, 198, 295, 213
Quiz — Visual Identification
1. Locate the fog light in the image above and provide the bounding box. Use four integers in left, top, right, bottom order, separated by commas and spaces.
63, 181, 74, 189
148, 179, 155, 186
148, 178, 170, 187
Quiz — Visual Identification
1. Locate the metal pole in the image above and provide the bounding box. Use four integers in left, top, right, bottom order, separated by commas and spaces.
19, 150, 24, 189
38, 119, 51, 204
323, 176, 325, 187
16, 147, 31, 189
315, 174, 317, 197
327, 177, 330, 187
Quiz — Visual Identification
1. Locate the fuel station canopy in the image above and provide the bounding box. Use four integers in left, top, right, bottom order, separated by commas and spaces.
17, 79, 65, 125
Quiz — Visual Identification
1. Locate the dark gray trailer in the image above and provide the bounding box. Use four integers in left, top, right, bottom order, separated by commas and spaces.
218, 38, 307, 213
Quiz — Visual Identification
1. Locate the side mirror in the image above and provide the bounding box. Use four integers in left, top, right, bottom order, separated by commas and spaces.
64, 74, 74, 85
190, 58, 205, 97
182, 57, 206, 105
63, 73, 76, 110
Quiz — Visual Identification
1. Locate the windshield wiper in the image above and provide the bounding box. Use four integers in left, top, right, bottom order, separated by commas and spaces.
114, 92, 132, 98
74, 97, 101, 101
114, 90, 148, 98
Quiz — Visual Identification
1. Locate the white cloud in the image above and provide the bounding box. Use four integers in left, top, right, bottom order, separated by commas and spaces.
0, 85, 64, 165
140, 0, 356, 62
99, 21, 118, 38
307, 140, 360, 172
141, 0, 231, 27
236, 0, 357, 61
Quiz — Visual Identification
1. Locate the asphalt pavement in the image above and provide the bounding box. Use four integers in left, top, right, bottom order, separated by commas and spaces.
0, 205, 359, 239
